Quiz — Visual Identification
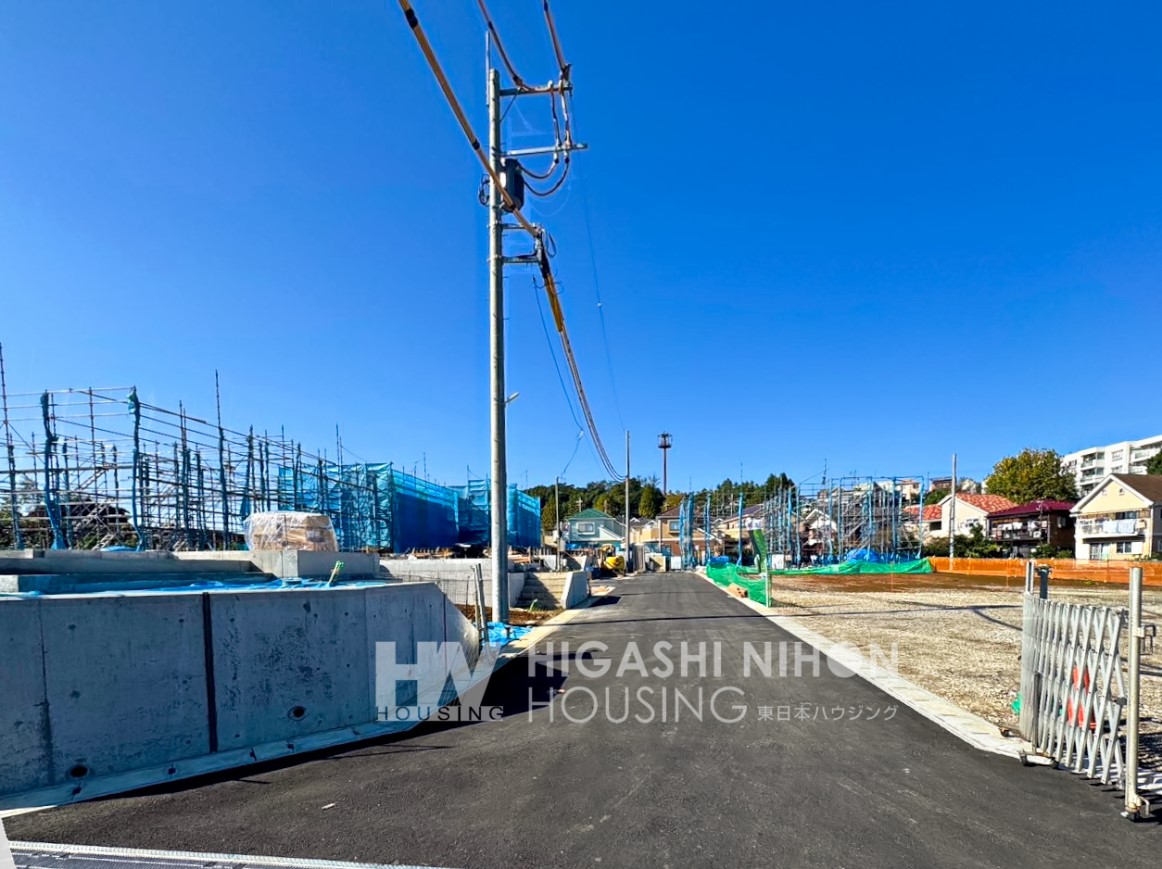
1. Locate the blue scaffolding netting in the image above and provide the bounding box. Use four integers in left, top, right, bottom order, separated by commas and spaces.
277, 463, 540, 552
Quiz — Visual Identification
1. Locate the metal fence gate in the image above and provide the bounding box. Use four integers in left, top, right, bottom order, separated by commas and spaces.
1018, 564, 1153, 818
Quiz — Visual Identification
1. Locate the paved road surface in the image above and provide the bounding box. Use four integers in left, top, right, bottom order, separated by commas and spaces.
8, 573, 1160, 867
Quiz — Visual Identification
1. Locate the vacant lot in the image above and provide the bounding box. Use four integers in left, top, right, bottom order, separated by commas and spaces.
763, 572, 1162, 762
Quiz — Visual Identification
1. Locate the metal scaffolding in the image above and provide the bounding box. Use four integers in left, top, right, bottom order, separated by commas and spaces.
0, 365, 539, 552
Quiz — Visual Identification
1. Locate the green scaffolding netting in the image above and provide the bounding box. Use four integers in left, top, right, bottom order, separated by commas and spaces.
772, 558, 933, 576
705, 563, 772, 605
706, 557, 934, 604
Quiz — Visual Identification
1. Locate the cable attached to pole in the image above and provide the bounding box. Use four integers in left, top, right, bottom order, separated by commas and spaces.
397, 0, 622, 481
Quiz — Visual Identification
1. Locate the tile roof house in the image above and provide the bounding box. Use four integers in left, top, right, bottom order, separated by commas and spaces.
927, 492, 1017, 538
902, 504, 943, 536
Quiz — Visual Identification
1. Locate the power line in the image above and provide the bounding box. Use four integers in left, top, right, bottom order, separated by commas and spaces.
578, 164, 625, 432
395, 0, 624, 481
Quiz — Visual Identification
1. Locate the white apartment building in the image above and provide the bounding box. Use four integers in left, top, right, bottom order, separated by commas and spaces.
1061, 435, 1162, 496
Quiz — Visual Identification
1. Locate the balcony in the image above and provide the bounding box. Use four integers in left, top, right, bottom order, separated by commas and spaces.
1077, 518, 1144, 538
989, 521, 1047, 542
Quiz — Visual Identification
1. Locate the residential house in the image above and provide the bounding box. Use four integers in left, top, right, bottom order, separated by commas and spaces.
985, 500, 1075, 558
564, 508, 625, 549
925, 493, 1017, 538
631, 506, 683, 553
715, 503, 765, 542
1070, 474, 1162, 561
903, 504, 943, 537
924, 476, 980, 494
1061, 436, 1162, 496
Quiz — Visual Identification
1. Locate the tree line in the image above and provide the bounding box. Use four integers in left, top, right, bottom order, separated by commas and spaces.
525, 472, 795, 532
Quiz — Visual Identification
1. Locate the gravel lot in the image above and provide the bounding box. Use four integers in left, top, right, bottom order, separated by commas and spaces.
763, 572, 1162, 762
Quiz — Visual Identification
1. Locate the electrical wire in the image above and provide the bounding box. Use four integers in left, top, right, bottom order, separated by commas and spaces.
579, 165, 626, 431
474, 0, 529, 90
397, 0, 624, 481
533, 277, 583, 434
541, 0, 570, 81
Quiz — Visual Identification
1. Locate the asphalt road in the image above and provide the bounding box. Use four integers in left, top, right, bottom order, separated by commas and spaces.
8, 573, 1160, 868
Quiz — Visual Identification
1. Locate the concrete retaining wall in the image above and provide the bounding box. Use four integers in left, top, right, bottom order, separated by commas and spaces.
0, 581, 477, 809
381, 558, 526, 608
560, 571, 591, 609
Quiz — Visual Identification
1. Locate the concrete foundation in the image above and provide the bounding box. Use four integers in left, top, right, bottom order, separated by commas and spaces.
0, 581, 478, 810
0, 549, 380, 593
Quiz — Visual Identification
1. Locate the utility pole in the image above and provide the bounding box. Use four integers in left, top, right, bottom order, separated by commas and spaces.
487, 56, 509, 624
624, 431, 631, 574
949, 453, 957, 566
555, 476, 561, 569
483, 37, 585, 621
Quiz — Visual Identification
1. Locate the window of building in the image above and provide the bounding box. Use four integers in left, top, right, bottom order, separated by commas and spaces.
1115, 541, 1142, 554
1112, 450, 1124, 461
576, 521, 595, 534
668, 520, 680, 533
929, 521, 942, 531
1115, 510, 1139, 520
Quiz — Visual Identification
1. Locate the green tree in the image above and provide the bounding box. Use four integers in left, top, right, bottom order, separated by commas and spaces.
923, 488, 949, 506
1145, 451, 1162, 476
984, 448, 1078, 504
637, 484, 664, 519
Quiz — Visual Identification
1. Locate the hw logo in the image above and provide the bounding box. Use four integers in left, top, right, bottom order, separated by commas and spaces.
375, 641, 503, 723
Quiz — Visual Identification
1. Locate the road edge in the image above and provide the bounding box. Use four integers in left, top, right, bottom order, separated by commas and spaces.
695, 569, 1029, 760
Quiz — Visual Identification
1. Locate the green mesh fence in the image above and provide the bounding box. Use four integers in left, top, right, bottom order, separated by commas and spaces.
706, 563, 772, 605
772, 558, 933, 576
707, 557, 934, 605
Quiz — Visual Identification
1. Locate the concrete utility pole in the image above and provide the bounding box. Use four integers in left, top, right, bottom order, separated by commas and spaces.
624, 431, 631, 573
949, 453, 958, 566
487, 58, 509, 623
484, 38, 585, 622
658, 432, 672, 496
555, 476, 561, 569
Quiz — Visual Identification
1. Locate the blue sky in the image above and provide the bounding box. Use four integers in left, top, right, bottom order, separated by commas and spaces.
2, 1, 1160, 490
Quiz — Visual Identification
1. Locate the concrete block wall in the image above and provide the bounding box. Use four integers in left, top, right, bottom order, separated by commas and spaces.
0, 581, 478, 809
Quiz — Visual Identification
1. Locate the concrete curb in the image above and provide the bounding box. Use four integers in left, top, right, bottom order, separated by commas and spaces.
695, 570, 1028, 760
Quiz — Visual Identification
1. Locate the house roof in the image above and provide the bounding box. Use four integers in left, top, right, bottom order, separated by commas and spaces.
570, 507, 614, 520
1073, 474, 1162, 512
949, 493, 1016, 513
719, 504, 764, 521
656, 506, 682, 519
903, 504, 942, 521
1112, 473, 1162, 503
987, 500, 1075, 519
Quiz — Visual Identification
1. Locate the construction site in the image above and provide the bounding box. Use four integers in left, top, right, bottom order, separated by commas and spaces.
673, 475, 929, 570
0, 358, 541, 555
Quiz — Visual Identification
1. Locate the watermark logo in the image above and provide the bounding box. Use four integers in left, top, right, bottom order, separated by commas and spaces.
375, 641, 503, 723
524, 639, 900, 725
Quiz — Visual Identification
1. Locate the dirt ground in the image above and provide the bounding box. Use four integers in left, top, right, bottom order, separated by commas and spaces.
456, 603, 562, 626
763, 572, 1162, 764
